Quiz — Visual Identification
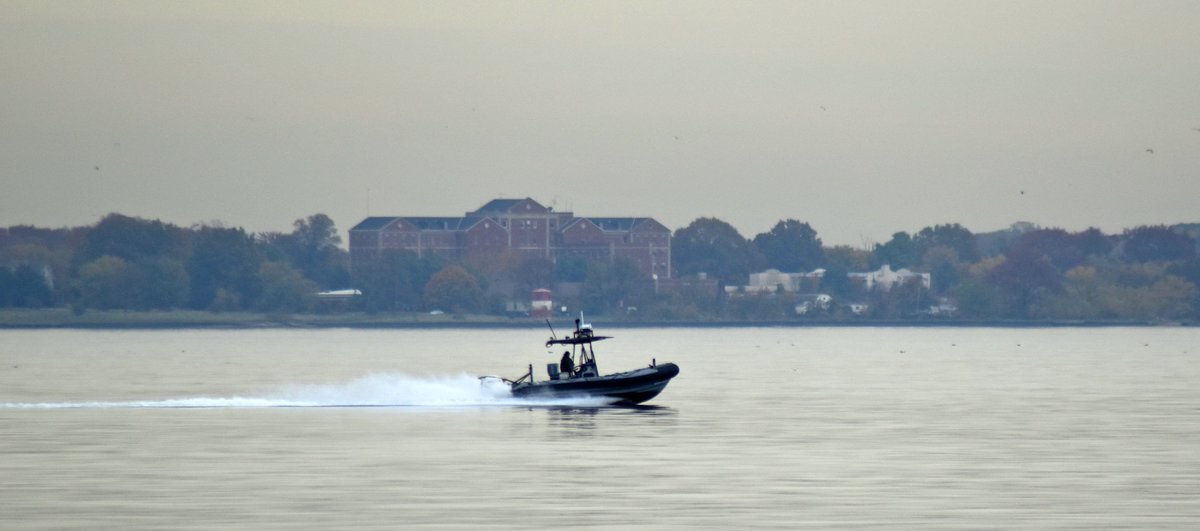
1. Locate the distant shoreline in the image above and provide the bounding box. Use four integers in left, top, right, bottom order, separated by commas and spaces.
0, 309, 1192, 330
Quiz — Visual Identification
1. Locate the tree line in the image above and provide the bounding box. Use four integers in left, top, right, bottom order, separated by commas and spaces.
0, 213, 348, 314
2, 213, 1198, 322
667, 218, 1199, 321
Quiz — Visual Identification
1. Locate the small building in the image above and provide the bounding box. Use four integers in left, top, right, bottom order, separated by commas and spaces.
746, 268, 825, 293
531, 288, 553, 318
848, 265, 931, 292
733, 265, 932, 300
316, 289, 362, 311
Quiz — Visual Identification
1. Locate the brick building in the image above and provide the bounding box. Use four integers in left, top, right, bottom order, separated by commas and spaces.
349, 198, 671, 279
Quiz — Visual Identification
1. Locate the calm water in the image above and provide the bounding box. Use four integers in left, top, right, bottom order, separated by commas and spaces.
1, 326, 1198, 529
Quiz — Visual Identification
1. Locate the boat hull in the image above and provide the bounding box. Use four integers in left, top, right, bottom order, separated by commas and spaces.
510, 362, 680, 405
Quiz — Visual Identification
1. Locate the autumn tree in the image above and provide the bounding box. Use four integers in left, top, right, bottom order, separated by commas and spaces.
986, 248, 1062, 318
423, 265, 483, 313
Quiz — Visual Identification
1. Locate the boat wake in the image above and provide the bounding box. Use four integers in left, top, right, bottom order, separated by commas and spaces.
0, 373, 617, 410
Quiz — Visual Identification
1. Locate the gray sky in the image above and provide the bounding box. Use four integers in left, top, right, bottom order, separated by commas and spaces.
3, 1, 1198, 246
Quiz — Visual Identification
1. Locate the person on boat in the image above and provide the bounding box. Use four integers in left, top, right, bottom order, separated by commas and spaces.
560, 351, 574, 376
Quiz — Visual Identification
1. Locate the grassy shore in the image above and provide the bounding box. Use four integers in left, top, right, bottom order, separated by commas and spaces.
0, 308, 1190, 329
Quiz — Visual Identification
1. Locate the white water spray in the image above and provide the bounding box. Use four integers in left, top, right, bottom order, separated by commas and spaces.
0, 372, 615, 409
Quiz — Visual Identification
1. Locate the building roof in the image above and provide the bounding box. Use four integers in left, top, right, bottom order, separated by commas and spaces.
474, 198, 523, 213
405, 217, 469, 231
353, 208, 668, 235
584, 217, 667, 232
471, 197, 548, 215
350, 217, 399, 231
585, 217, 636, 231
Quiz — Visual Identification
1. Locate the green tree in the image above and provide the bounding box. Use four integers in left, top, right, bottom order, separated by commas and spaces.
1074, 227, 1114, 258
1122, 225, 1196, 263
423, 265, 483, 313
74, 214, 186, 268
673, 218, 764, 287
819, 262, 853, 298
74, 255, 188, 310
0, 268, 11, 306
952, 279, 1004, 318
0, 265, 53, 308
515, 256, 557, 293
873, 232, 919, 269
257, 261, 318, 313
555, 254, 588, 282
921, 245, 961, 295
914, 223, 979, 263
279, 213, 349, 289
1167, 257, 1200, 316
356, 251, 444, 312
187, 226, 264, 310
1013, 229, 1087, 272
753, 219, 825, 272
137, 257, 189, 309
1140, 276, 1196, 319
581, 258, 641, 314
1, 243, 72, 305
1038, 266, 1110, 319
77, 256, 136, 310
824, 245, 872, 271
868, 278, 930, 319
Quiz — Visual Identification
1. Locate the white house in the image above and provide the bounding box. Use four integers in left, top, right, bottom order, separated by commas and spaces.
848, 265, 930, 292
745, 268, 826, 293
732, 265, 931, 299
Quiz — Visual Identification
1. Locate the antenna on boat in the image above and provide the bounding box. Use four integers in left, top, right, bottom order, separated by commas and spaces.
545, 319, 558, 341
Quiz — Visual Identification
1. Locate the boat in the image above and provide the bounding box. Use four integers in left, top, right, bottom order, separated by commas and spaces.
486, 318, 679, 405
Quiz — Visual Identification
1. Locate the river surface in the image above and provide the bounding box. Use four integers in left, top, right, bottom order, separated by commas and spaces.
1, 326, 1198, 529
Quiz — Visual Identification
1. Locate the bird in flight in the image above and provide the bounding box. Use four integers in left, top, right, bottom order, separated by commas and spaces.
1145, 148, 1155, 154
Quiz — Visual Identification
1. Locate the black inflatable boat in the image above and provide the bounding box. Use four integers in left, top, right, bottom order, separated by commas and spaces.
488, 318, 679, 405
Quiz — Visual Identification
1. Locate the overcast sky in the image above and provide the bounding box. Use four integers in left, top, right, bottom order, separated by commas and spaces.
3, 1, 1198, 246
